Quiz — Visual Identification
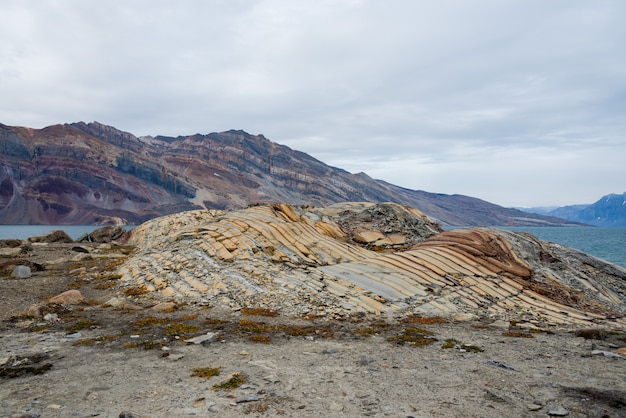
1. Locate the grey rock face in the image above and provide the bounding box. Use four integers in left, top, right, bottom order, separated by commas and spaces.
11, 265, 31, 278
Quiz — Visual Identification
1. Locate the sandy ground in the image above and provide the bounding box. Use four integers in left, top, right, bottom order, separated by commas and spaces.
1, 243, 626, 418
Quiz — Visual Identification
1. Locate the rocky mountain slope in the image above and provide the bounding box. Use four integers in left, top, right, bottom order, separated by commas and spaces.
1, 121, 579, 226
118, 203, 626, 328
534, 193, 626, 227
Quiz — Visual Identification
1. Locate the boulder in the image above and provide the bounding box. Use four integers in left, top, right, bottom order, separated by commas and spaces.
0, 240, 32, 255
11, 265, 31, 278
151, 301, 177, 312
28, 230, 73, 244
77, 226, 126, 243
0, 248, 23, 257
0, 238, 22, 248
48, 289, 85, 305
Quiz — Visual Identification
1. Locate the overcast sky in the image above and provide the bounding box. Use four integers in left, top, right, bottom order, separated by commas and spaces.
1, 1, 624, 208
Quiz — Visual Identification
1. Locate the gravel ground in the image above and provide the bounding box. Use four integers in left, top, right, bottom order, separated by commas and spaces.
1, 243, 626, 418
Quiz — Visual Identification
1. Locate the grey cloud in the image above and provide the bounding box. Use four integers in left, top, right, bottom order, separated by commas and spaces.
1, 0, 625, 207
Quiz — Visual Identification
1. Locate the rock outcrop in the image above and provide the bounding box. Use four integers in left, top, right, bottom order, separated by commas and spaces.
118, 203, 626, 328
76, 225, 126, 243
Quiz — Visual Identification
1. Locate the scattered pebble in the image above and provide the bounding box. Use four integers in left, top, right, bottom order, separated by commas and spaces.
185, 332, 218, 345
547, 405, 569, 416
192, 397, 205, 407
485, 360, 518, 371
263, 373, 280, 383
235, 394, 259, 403
591, 350, 622, 358
329, 402, 344, 411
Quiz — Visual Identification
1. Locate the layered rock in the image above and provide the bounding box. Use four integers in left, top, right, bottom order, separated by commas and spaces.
117, 203, 626, 328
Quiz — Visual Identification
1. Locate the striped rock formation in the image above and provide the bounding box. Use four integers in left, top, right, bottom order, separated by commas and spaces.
118, 203, 626, 328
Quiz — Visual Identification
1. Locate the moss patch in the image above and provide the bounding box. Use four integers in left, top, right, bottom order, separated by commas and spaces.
387, 327, 436, 347
192, 366, 221, 379
66, 320, 99, 332
241, 307, 279, 317
211, 372, 247, 391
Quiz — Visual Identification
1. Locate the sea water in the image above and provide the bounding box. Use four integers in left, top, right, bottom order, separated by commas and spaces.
501, 226, 626, 269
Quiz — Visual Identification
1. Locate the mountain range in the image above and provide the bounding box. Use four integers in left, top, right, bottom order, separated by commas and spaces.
525, 193, 626, 227
0, 121, 582, 226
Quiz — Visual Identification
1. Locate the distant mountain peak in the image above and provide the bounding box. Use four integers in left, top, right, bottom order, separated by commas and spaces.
533, 192, 626, 227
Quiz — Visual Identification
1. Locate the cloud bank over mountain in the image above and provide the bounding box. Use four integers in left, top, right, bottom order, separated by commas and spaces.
1, 1, 625, 206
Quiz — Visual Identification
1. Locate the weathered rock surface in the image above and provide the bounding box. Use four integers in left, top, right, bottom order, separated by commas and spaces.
118, 203, 626, 328
27, 230, 73, 244
77, 225, 126, 243
10, 265, 31, 279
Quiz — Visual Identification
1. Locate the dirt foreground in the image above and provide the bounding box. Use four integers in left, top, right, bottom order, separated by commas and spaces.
1, 243, 626, 418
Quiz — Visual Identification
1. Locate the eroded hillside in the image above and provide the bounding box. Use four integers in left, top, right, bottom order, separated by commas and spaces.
1, 121, 581, 226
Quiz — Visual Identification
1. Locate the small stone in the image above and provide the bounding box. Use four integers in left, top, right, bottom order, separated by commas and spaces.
185, 332, 218, 345
11, 265, 31, 279
489, 320, 510, 329
322, 348, 337, 355
591, 350, 622, 358
65, 332, 82, 339
360, 356, 373, 366
151, 301, 177, 312
49, 289, 85, 305
453, 313, 478, 322
263, 373, 280, 383
43, 313, 59, 322
547, 405, 569, 416
119, 412, 136, 418
46, 404, 62, 409
192, 397, 206, 407
105, 297, 141, 310
166, 353, 185, 361
329, 402, 344, 411
526, 403, 542, 411
235, 394, 259, 403
239, 351, 249, 356
486, 360, 518, 371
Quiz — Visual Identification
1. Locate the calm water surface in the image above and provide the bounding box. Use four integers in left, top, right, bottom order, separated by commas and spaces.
501, 226, 626, 268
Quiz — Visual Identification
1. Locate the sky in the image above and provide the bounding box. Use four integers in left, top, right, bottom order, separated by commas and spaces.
1, 1, 625, 208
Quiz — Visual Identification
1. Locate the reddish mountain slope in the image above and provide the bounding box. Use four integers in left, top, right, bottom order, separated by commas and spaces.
0, 121, 579, 226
